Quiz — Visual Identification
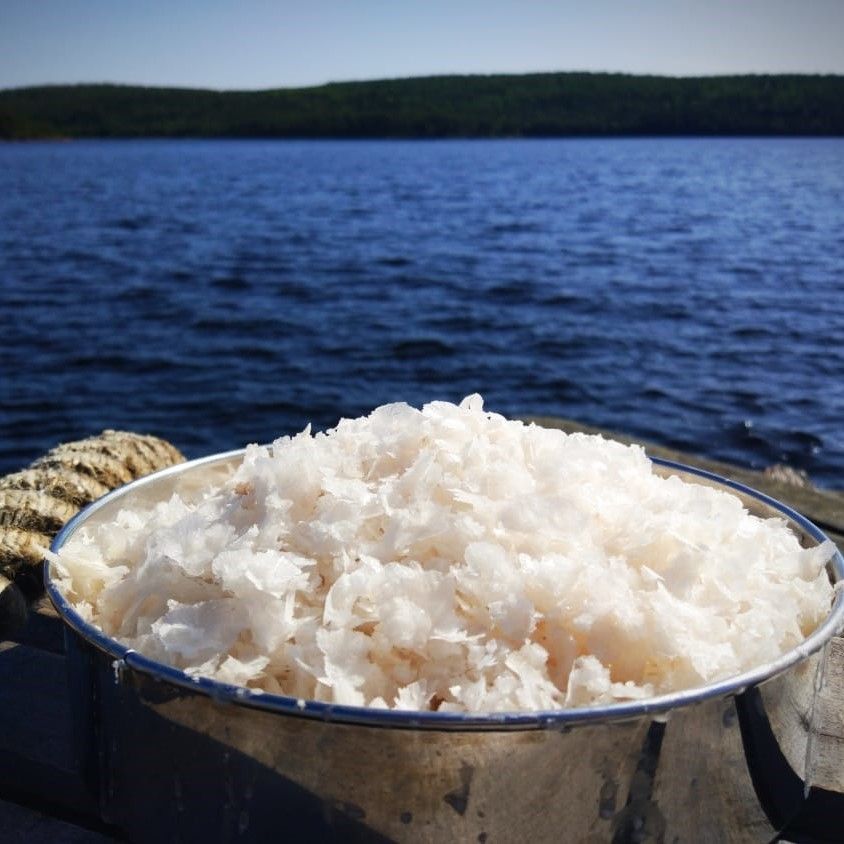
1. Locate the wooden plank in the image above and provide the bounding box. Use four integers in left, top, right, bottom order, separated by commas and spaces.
810, 637, 844, 793
0, 642, 96, 816
0, 641, 73, 766
0, 798, 119, 843
7, 594, 66, 654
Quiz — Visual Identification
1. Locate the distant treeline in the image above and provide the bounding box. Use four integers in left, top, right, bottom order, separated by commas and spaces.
1, 73, 843, 139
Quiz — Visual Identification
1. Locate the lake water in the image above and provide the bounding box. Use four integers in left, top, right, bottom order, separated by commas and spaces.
1, 138, 843, 486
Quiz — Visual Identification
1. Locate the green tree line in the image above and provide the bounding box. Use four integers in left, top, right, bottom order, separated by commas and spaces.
1, 73, 842, 139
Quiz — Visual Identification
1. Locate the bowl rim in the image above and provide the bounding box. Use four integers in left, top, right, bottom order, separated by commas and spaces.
45, 448, 844, 731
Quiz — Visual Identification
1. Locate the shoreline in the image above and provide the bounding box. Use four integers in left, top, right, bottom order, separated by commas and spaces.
4, 74, 843, 140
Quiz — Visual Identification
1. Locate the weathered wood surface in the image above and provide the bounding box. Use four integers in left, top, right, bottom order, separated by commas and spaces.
1, 422, 843, 841
810, 636, 844, 793
0, 602, 122, 841
0, 798, 117, 844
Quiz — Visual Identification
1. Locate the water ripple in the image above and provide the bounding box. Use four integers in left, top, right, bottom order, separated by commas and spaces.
1, 138, 842, 486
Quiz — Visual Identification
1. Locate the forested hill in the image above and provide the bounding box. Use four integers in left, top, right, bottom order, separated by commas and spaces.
2, 73, 843, 139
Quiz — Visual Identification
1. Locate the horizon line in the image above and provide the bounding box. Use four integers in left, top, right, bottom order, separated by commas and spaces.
4, 68, 844, 95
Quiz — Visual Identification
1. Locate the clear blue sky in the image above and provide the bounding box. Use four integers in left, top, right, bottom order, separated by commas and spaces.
2, 0, 843, 91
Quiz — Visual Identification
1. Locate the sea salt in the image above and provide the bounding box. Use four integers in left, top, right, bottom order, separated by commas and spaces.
53, 395, 835, 712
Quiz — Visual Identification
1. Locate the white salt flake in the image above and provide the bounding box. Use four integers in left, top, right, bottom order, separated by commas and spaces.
54, 395, 836, 713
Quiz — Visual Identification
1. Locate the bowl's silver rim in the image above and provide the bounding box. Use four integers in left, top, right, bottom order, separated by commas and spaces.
45, 448, 844, 731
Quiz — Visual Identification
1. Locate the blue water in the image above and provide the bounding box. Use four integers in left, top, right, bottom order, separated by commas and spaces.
1, 138, 843, 486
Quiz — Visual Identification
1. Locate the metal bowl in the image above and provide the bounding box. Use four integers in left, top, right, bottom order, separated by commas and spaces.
46, 452, 844, 843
